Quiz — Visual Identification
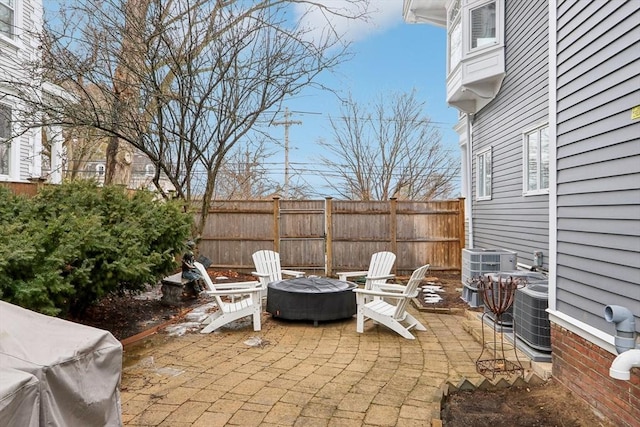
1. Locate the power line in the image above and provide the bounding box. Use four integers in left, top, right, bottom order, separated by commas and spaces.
271, 108, 302, 198
265, 109, 456, 127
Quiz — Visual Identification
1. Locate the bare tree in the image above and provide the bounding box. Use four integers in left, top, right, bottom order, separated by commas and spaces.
5, 0, 369, 235
319, 91, 459, 201
213, 139, 312, 199
213, 140, 278, 199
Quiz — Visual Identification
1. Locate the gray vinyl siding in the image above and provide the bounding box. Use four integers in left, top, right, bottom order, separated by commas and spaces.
555, 0, 640, 332
471, 0, 549, 267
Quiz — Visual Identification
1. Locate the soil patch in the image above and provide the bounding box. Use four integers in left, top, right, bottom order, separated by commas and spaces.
69, 269, 255, 341
442, 379, 612, 427
413, 271, 482, 311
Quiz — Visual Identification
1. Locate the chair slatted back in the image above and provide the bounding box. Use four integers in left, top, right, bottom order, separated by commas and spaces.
365, 251, 396, 290
393, 264, 430, 320
194, 261, 225, 308
252, 250, 283, 285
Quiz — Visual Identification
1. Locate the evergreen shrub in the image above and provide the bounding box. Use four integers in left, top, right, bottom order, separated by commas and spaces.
0, 181, 192, 317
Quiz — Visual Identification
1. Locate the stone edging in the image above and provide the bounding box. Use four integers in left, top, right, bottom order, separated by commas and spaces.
411, 298, 465, 315
120, 306, 196, 348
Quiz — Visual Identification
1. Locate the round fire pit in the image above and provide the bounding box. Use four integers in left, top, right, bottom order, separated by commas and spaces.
266, 277, 357, 326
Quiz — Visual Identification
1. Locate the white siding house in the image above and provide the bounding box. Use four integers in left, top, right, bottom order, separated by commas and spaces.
0, 0, 47, 183
404, 1, 639, 425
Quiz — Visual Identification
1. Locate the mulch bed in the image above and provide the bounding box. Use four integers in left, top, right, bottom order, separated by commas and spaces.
412, 272, 480, 312
69, 269, 256, 341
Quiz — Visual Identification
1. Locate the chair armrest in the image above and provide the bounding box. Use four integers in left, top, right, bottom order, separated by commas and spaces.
337, 271, 368, 281
366, 274, 395, 282
202, 282, 262, 296
353, 288, 418, 299
251, 271, 270, 278
378, 283, 406, 292
215, 281, 264, 290
281, 269, 305, 278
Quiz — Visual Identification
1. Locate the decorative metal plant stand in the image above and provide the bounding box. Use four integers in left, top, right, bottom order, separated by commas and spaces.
475, 275, 525, 378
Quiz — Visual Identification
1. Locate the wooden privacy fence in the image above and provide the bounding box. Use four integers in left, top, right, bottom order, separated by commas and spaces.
198, 198, 465, 276
0, 181, 49, 197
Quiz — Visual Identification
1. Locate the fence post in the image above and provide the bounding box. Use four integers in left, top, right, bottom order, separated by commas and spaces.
390, 198, 397, 274
325, 197, 333, 276
273, 197, 280, 252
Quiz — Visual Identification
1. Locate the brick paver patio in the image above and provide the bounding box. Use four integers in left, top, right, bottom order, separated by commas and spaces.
120, 307, 534, 426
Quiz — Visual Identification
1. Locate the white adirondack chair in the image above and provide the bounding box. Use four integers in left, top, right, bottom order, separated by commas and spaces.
353, 264, 430, 340
251, 250, 305, 297
194, 262, 263, 334
337, 251, 396, 296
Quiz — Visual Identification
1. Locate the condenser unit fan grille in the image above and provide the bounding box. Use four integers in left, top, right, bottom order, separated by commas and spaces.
514, 283, 551, 352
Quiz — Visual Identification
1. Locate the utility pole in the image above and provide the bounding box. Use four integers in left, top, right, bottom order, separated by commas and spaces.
272, 107, 301, 198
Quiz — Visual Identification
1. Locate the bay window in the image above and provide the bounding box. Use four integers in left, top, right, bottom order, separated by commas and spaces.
444, 0, 505, 114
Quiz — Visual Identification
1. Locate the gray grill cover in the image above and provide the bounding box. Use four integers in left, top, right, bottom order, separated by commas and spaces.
0, 367, 39, 427
0, 301, 123, 426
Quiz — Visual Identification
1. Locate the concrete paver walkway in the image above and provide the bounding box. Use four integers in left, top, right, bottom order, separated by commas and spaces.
119, 308, 525, 426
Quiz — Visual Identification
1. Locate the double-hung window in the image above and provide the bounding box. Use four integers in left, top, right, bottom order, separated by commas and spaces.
0, 104, 11, 176
476, 147, 491, 200
523, 125, 549, 195
470, 1, 497, 49
0, 0, 14, 39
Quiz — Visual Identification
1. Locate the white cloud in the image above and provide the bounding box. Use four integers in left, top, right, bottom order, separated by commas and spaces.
293, 0, 403, 45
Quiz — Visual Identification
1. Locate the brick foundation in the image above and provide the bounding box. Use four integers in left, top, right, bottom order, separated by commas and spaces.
551, 323, 640, 427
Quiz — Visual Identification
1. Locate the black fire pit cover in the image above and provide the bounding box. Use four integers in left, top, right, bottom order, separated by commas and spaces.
269, 277, 355, 293
266, 277, 357, 323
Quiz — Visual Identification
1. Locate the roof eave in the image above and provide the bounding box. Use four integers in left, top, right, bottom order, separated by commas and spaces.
403, 0, 448, 27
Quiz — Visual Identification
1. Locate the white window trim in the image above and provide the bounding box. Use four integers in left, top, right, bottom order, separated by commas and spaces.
522, 123, 550, 196
476, 146, 492, 201
462, 0, 504, 57
0, 0, 23, 50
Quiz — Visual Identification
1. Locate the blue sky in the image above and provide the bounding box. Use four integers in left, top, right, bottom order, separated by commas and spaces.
266, 1, 460, 196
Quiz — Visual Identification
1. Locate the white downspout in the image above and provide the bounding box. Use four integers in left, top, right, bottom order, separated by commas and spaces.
605, 305, 639, 381
466, 114, 474, 248
610, 350, 640, 381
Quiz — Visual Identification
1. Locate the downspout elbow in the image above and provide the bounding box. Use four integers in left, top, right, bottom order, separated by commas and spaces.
604, 305, 637, 353
610, 349, 640, 381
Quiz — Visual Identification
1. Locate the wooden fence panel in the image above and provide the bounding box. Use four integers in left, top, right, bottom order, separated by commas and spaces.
0, 182, 48, 197
330, 200, 394, 272
199, 200, 275, 269
278, 199, 326, 275
197, 198, 464, 275
393, 199, 464, 272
